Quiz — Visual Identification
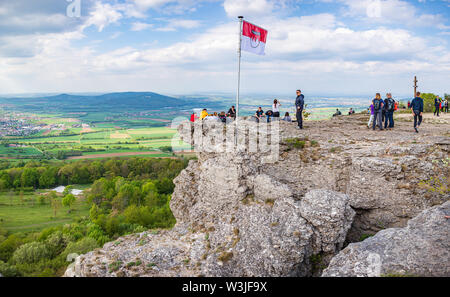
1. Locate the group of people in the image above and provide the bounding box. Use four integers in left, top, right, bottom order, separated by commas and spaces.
433, 96, 448, 116
190, 89, 439, 134
368, 93, 398, 131
190, 90, 306, 129
253, 100, 292, 123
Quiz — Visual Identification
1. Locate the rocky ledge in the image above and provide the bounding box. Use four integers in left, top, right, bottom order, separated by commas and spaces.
65, 113, 449, 277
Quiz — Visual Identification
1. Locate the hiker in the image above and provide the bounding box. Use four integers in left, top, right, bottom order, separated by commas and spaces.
411, 92, 424, 133
407, 101, 411, 109
265, 110, 273, 123
384, 93, 395, 129
282, 112, 292, 122
219, 111, 227, 123
372, 93, 384, 131
434, 96, 440, 117
332, 109, 341, 117
254, 107, 265, 123
368, 103, 374, 129
445, 100, 449, 113
295, 90, 305, 129
227, 106, 236, 119
272, 99, 281, 120
190, 112, 198, 122
200, 109, 208, 120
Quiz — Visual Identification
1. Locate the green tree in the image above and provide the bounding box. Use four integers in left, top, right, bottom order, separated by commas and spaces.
421, 93, 437, 113
50, 193, 61, 218
62, 185, 73, 196
21, 168, 39, 188
38, 167, 57, 189
62, 194, 76, 211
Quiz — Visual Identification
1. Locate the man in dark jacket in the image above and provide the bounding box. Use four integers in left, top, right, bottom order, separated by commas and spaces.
434, 96, 441, 117
227, 106, 236, 119
384, 93, 395, 129
295, 90, 305, 129
411, 92, 424, 133
372, 93, 384, 131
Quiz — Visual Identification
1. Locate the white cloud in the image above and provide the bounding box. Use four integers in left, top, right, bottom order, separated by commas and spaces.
81, 1, 123, 32
155, 19, 202, 31
223, 0, 276, 17
340, 0, 450, 29
131, 22, 153, 31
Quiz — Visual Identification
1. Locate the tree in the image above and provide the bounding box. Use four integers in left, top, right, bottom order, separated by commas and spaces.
38, 167, 57, 189
62, 185, 73, 196
49, 192, 61, 218
62, 194, 76, 211
421, 93, 437, 113
21, 168, 39, 188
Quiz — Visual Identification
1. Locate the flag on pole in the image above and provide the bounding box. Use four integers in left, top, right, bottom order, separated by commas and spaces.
241, 20, 268, 56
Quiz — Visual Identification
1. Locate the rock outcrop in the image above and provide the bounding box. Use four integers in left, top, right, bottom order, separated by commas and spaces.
322, 201, 450, 277
65, 113, 449, 277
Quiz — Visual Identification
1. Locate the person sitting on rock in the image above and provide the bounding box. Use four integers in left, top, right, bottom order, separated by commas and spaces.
282, 112, 292, 122
219, 111, 227, 123
254, 107, 265, 123
333, 109, 342, 117
227, 106, 236, 119
265, 110, 273, 123
200, 109, 208, 120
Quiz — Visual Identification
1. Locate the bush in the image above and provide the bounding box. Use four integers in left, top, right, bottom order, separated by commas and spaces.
62, 237, 99, 258
0, 234, 24, 262
12, 242, 51, 264
45, 231, 68, 257
0, 260, 21, 277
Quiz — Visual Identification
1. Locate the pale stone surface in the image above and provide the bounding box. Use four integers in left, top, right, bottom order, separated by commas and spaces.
65, 113, 449, 277
322, 201, 450, 277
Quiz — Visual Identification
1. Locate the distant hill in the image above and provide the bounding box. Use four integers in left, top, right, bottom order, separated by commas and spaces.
0, 92, 196, 110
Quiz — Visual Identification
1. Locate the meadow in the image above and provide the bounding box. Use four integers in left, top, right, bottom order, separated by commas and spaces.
0, 189, 90, 234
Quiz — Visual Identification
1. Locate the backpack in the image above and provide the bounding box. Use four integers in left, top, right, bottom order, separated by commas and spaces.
387, 98, 395, 111
373, 99, 381, 110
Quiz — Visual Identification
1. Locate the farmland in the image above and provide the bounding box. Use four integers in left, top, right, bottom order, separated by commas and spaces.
0, 114, 191, 160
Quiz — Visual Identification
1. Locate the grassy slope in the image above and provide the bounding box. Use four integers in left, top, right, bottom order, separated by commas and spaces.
0, 190, 91, 233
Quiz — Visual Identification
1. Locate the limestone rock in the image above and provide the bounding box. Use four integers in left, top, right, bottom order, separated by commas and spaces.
322, 201, 450, 277
65, 113, 449, 277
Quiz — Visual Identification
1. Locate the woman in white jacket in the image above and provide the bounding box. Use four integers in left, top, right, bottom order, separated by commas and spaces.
272, 99, 281, 119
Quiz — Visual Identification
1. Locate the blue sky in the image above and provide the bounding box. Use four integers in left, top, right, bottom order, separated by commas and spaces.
0, 0, 449, 97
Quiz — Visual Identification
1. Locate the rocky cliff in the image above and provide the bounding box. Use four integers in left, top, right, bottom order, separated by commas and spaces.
65, 113, 449, 277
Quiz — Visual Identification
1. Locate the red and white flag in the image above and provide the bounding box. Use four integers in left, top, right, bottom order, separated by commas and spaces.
241, 20, 267, 56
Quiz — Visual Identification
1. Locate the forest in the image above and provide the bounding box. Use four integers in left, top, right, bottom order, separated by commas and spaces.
0, 157, 190, 277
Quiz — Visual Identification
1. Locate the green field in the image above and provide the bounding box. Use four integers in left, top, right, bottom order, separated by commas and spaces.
0, 190, 91, 233
2, 117, 191, 159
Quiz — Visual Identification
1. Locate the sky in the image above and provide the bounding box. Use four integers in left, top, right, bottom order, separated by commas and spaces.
0, 0, 449, 97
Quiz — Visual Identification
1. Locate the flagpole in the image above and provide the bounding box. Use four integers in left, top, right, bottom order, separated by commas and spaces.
235, 16, 243, 145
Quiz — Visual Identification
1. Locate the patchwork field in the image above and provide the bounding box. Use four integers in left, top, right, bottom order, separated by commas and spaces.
1, 110, 191, 159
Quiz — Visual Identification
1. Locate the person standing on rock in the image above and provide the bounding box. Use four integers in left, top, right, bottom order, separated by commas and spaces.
434, 96, 441, 117
411, 92, 424, 133
384, 93, 395, 130
367, 103, 374, 129
372, 93, 384, 131
272, 99, 281, 120
295, 90, 305, 129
